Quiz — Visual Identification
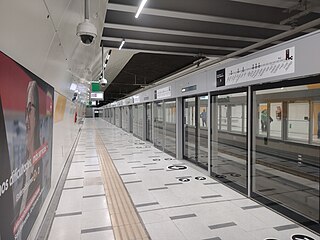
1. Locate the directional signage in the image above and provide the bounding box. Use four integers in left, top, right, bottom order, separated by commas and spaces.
178, 178, 191, 182
291, 234, 315, 240
217, 47, 295, 87
156, 86, 172, 99
195, 176, 206, 181
264, 234, 315, 240
167, 165, 188, 171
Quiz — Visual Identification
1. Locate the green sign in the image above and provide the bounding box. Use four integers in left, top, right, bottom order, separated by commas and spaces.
91, 82, 100, 92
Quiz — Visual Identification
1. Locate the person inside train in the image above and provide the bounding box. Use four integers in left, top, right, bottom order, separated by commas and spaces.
200, 109, 207, 127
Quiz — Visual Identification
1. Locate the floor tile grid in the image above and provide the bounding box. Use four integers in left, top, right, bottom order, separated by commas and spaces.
48, 128, 115, 240
96, 133, 151, 240
95, 119, 320, 240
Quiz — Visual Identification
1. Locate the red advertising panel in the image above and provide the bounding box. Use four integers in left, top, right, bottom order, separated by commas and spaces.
0, 51, 53, 240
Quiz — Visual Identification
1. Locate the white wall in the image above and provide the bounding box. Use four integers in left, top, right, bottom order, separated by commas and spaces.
0, 1, 107, 239
27, 92, 83, 240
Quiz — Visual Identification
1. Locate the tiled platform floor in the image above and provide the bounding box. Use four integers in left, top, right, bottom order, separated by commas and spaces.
48, 119, 319, 240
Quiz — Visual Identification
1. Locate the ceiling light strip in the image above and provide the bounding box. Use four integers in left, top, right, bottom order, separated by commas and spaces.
135, 0, 148, 18
119, 39, 125, 50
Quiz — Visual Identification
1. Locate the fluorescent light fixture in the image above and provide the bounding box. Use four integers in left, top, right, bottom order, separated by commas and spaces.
135, 0, 148, 18
70, 83, 77, 91
119, 39, 125, 50
106, 50, 111, 60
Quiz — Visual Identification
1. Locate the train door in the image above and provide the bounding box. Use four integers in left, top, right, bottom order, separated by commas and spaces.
210, 90, 248, 193
153, 101, 164, 150
146, 103, 152, 142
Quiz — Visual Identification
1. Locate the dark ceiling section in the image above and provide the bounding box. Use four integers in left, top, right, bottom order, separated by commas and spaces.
101, 0, 320, 104
102, 53, 199, 104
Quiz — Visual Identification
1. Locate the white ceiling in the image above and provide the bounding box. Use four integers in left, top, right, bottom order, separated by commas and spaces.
0, 0, 109, 100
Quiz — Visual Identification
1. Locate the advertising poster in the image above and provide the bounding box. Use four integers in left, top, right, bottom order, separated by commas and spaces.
0, 51, 53, 240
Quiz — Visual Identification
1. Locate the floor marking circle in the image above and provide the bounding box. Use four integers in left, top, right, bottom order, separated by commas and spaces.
167, 165, 188, 171
195, 176, 206, 181
178, 178, 191, 182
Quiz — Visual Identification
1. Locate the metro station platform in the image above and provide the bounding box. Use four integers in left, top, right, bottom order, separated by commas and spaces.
47, 119, 319, 240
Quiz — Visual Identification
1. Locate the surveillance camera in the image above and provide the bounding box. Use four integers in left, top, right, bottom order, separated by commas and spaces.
100, 78, 108, 88
76, 19, 97, 45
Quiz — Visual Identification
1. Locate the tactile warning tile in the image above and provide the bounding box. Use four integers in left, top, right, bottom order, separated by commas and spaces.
96, 134, 150, 240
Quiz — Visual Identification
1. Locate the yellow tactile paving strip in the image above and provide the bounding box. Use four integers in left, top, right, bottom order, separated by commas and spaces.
96, 134, 150, 240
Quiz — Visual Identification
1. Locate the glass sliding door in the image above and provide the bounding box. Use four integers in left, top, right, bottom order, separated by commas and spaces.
153, 101, 164, 150
198, 96, 208, 167
183, 97, 197, 162
183, 96, 208, 168
211, 91, 247, 192
164, 100, 176, 156
129, 106, 133, 133
252, 83, 319, 228
133, 105, 139, 137
122, 106, 129, 132
137, 104, 144, 139
146, 103, 152, 142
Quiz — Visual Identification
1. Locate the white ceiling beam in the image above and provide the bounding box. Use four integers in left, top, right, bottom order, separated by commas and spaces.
100, 46, 220, 57
231, 0, 320, 13
101, 36, 257, 52
103, 23, 264, 43
107, 3, 292, 31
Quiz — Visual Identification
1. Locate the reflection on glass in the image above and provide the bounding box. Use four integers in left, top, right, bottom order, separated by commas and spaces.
211, 92, 247, 191
288, 102, 309, 142
164, 100, 176, 156
219, 105, 228, 131
270, 103, 282, 138
137, 105, 144, 139
231, 105, 243, 132
153, 102, 163, 149
133, 105, 139, 137
115, 108, 121, 127
147, 103, 152, 142
184, 98, 196, 162
122, 107, 130, 132
313, 102, 320, 144
253, 83, 319, 223
258, 103, 268, 136
198, 96, 208, 167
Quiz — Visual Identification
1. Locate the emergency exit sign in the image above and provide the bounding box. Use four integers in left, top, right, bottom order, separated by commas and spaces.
91, 82, 100, 92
